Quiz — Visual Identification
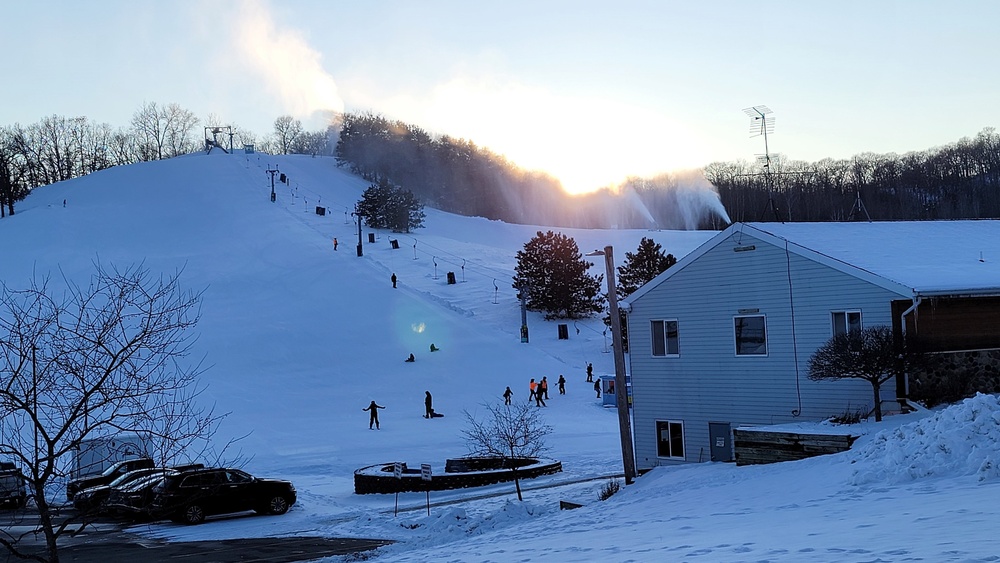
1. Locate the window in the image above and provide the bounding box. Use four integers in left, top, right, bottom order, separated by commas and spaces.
651, 320, 679, 356
734, 315, 767, 356
831, 311, 862, 337
656, 420, 685, 459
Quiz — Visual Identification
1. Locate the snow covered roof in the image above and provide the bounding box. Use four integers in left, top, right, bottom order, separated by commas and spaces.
744, 221, 1000, 297
624, 220, 1000, 306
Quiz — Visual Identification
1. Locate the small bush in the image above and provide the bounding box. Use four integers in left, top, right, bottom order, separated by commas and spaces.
829, 406, 867, 425
598, 479, 621, 501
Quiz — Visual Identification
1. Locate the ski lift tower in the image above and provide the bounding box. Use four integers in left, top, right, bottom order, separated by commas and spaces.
204, 126, 234, 154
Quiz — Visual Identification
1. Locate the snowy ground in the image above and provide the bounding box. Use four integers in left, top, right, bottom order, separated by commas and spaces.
2, 153, 998, 562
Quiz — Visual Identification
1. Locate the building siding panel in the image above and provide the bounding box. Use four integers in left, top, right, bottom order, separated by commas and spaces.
628, 231, 904, 469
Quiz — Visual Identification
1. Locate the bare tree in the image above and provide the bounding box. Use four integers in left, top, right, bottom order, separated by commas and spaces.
461, 402, 551, 501
273, 115, 303, 155
132, 102, 199, 161
0, 262, 224, 563
293, 130, 330, 156
131, 101, 165, 161
807, 325, 897, 422
0, 131, 29, 218
162, 104, 199, 158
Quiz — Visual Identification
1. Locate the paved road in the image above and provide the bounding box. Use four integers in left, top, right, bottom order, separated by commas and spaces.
2, 473, 617, 561
0, 509, 391, 563
53, 537, 393, 563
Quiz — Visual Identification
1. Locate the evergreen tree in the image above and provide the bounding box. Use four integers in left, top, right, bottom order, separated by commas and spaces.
387, 186, 426, 233
617, 237, 677, 296
355, 177, 425, 232
607, 237, 678, 350
513, 231, 604, 319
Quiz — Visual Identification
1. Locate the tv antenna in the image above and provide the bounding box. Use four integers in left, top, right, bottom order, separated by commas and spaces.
742, 105, 783, 221
848, 191, 872, 222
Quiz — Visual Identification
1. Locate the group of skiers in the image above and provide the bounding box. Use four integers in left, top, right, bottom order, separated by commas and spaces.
366, 361, 601, 428
521, 373, 569, 407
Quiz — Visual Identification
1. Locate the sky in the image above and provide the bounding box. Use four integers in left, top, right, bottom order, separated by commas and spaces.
4, 1, 1000, 194
1, 152, 998, 561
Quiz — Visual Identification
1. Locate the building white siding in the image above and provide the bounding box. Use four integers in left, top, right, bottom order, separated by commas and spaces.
627, 230, 904, 469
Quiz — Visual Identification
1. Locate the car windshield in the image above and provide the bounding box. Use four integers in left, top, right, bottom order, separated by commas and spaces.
100, 462, 127, 477
126, 474, 167, 491
109, 468, 156, 487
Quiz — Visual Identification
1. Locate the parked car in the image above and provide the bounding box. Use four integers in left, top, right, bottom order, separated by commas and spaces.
0, 462, 27, 509
105, 473, 172, 520
66, 457, 154, 501
73, 463, 204, 512
150, 467, 296, 525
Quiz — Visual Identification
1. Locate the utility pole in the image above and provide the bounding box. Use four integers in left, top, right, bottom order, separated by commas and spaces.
590, 246, 637, 484
518, 283, 529, 343
266, 167, 278, 202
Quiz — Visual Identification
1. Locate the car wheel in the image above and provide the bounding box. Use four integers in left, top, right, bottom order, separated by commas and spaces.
266, 495, 289, 515
182, 504, 205, 525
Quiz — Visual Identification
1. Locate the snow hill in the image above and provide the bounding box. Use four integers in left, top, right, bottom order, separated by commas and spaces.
3, 152, 999, 562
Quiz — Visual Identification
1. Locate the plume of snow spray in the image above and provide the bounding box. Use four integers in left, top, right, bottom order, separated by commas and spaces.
231, 0, 344, 126
670, 171, 731, 228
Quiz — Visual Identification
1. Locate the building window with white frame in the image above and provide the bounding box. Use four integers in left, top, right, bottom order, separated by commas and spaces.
734, 314, 767, 356
651, 319, 679, 357
656, 420, 685, 459
831, 310, 862, 337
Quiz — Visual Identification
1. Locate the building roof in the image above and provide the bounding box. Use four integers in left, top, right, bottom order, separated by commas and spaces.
624, 220, 1000, 306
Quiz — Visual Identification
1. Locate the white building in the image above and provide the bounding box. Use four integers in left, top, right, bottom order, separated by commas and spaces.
622, 221, 1000, 469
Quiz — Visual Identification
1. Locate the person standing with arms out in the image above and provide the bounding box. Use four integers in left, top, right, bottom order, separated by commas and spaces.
363, 400, 385, 429
424, 391, 434, 418
503, 386, 513, 405
391, 273, 397, 288
528, 378, 537, 402
586, 362, 593, 382
557, 374, 566, 395
540, 376, 550, 399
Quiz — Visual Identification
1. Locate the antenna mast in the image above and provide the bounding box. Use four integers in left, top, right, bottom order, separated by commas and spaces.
743, 105, 781, 221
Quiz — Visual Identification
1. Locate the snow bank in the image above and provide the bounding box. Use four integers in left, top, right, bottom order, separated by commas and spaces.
850, 393, 1000, 485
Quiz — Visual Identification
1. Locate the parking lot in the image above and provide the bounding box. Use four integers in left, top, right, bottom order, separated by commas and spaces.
0, 508, 391, 562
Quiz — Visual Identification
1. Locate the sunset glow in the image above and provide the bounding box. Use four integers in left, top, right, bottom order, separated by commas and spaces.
376, 78, 714, 195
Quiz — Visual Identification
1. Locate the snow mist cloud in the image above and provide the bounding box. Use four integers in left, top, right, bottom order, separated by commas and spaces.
231, 0, 344, 124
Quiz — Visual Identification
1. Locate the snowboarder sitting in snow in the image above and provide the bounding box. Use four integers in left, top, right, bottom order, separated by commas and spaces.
405, 353, 415, 362
429, 343, 439, 352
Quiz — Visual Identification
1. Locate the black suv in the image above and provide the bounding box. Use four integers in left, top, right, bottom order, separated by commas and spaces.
0, 462, 27, 509
66, 458, 155, 501
73, 463, 204, 512
150, 468, 296, 524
